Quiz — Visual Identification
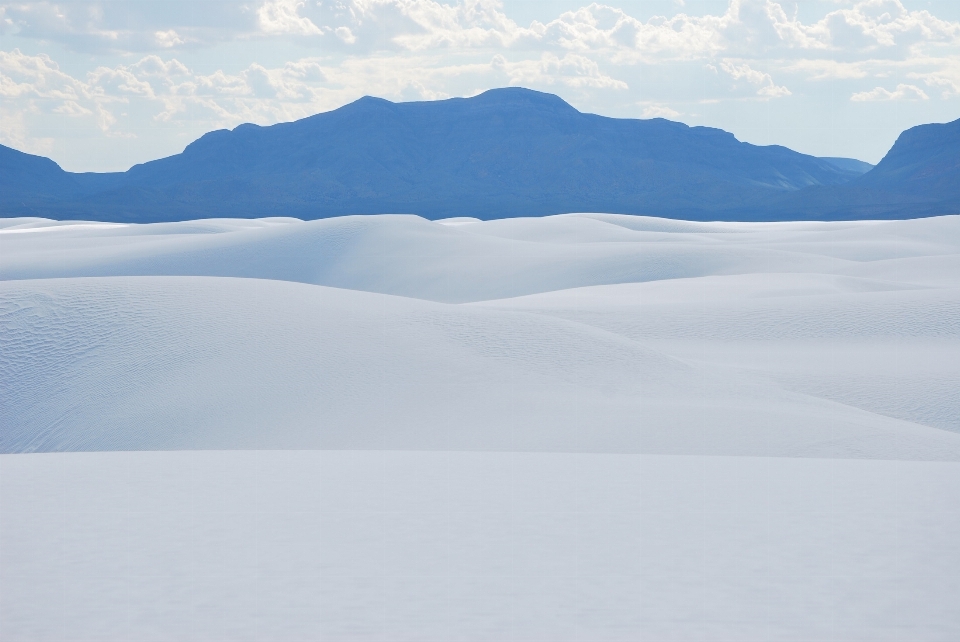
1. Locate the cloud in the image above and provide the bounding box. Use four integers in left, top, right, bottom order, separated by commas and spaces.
720, 59, 791, 97
0, 49, 89, 103
850, 82, 929, 100
492, 52, 628, 89
640, 103, 681, 119
786, 59, 869, 80
2, 1, 955, 60
0, 47, 628, 147
0, 1, 255, 52
0, 104, 54, 155
817, 0, 960, 52
2, 2, 958, 106
3, 0, 960, 169
155, 30, 185, 48
907, 60, 960, 97
335, 26, 357, 44
52, 100, 91, 117
0, 48, 165, 137
257, 0, 322, 36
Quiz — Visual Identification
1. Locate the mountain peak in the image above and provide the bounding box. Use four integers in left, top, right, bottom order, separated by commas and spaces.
337, 87, 578, 116
469, 87, 578, 111
858, 116, 960, 192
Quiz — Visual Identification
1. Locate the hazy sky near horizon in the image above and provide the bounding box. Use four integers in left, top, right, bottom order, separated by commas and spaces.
2, 0, 960, 172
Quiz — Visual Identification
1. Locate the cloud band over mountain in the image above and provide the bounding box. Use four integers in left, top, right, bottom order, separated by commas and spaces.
2, 0, 959, 171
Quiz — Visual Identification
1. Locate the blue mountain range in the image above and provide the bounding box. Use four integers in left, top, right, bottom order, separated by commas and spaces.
1, 87, 956, 221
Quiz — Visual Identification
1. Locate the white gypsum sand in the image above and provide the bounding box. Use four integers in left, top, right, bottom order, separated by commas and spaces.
3, 450, 959, 641
1, 213, 959, 640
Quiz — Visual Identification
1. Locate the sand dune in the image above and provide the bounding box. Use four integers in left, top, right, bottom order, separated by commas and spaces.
3, 213, 958, 454
5, 214, 956, 303
2, 213, 959, 640
3, 275, 958, 458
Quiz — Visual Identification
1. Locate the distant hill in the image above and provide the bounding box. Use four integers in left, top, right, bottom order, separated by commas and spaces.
818, 157, 874, 175
753, 117, 960, 220
0, 88, 953, 222
0, 144, 89, 204
0, 88, 865, 222
864, 118, 960, 189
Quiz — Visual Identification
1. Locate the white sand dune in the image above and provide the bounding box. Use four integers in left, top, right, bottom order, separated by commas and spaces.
476, 273, 960, 433
3, 275, 958, 459
5, 213, 957, 303
2, 213, 959, 639
2, 213, 958, 454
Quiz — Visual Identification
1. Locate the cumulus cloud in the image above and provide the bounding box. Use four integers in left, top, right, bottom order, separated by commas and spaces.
640, 103, 681, 119
818, 0, 960, 52
3, 0, 960, 168
335, 26, 357, 44
0, 104, 54, 155
850, 82, 929, 101
155, 30, 185, 48
786, 59, 869, 80
3, 1, 953, 113
907, 61, 960, 97
2, 0, 956, 59
492, 52, 628, 89
0, 47, 625, 144
720, 59, 791, 97
307, 0, 958, 62
0, 49, 90, 104
0, 1, 255, 52
257, 0, 322, 36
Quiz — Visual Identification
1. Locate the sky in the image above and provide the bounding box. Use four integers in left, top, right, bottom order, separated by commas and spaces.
2, 0, 960, 172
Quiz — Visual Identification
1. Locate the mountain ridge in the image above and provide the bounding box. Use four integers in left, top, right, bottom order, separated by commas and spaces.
4, 87, 954, 222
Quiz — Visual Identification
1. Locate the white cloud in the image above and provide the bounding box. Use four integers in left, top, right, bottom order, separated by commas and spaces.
908, 61, 960, 97
2, 1, 958, 70
492, 52, 628, 89
1, 1, 953, 60
786, 59, 869, 80
640, 103, 681, 119
0, 49, 89, 103
3, 0, 960, 169
0, 104, 54, 155
850, 82, 929, 100
96, 103, 117, 132
0, 48, 162, 137
335, 26, 357, 44
0, 48, 627, 146
817, 0, 960, 51
0, 1, 255, 52
155, 30, 185, 48
720, 59, 791, 97
257, 0, 322, 36
52, 100, 91, 117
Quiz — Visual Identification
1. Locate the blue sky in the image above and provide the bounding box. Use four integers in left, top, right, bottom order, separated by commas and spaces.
2, 0, 959, 171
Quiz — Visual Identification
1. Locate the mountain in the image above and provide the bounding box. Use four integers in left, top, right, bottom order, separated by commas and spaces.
0, 88, 954, 222
757, 118, 960, 220
0, 144, 85, 204
818, 157, 874, 175
861, 118, 960, 193
1, 88, 869, 222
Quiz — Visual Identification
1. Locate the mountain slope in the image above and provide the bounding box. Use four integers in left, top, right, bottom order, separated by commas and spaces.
2, 89, 953, 222
0, 88, 861, 222
754, 117, 960, 220
858, 117, 960, 198
0, 145, 81, 204
818, 157, 874, 174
